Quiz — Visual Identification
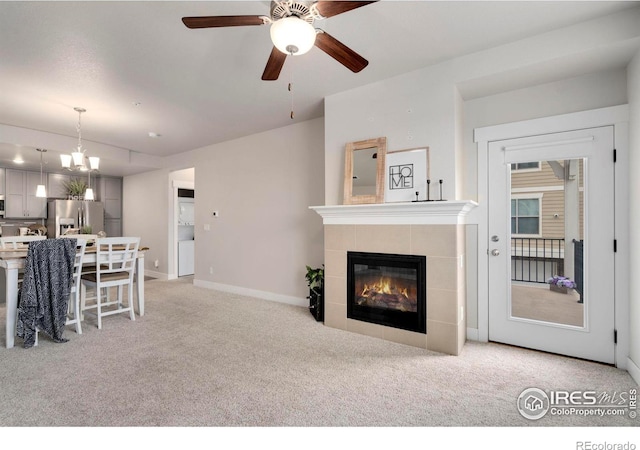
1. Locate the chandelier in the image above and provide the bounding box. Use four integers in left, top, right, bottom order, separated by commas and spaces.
60, 107, 100, 173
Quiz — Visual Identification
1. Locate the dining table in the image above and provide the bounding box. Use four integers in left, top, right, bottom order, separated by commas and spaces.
1, 243, 147, 349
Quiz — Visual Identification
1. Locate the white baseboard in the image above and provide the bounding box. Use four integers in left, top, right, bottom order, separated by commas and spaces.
466, 327, 479, 341
193, 279, 308, 307
144, 270, 168, 280
627, 357, 640, 385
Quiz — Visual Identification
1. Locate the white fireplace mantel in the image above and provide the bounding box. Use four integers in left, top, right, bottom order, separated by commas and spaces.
310, 201, 478, 225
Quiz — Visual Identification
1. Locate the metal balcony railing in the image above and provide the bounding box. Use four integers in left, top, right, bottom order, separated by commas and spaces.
511, 237, 565, 283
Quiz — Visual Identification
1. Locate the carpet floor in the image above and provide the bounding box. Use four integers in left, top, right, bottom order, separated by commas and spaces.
0, 277, 637, 428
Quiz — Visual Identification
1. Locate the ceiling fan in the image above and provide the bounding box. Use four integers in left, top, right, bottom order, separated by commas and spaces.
182, 0, 378, 81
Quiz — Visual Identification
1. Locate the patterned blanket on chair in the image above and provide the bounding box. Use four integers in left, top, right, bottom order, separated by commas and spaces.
16, 239, 76, 348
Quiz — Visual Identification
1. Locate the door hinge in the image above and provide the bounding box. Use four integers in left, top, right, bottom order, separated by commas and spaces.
613, 149, 617, 162
614, 329, 618, 344
614, 240, 617, 252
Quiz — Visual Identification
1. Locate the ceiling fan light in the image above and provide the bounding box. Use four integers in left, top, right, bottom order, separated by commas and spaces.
270, 17, 316, 56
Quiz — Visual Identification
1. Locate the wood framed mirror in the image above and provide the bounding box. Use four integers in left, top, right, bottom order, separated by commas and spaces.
343, 137, 387, 204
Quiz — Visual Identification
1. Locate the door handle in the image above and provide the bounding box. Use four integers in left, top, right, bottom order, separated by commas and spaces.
491, 249, 500, 256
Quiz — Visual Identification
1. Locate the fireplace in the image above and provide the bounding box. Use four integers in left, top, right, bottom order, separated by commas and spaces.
347, 251, 426, 334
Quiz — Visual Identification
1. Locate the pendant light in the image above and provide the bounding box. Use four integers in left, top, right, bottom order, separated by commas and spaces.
85, 167, 94, 201
35, 148, 47, 198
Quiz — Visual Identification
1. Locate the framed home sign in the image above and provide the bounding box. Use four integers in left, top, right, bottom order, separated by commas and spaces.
384, 147, 430, 202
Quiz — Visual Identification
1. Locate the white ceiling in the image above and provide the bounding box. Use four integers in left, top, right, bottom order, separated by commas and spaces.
0, 0, 638, 177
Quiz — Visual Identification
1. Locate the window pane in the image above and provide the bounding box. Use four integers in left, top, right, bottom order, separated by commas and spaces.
511, 199, 516, 216
518, 199, 539, 216
511, 162, 539, 170
511, 218, 517, 234
518, 217, 539, 234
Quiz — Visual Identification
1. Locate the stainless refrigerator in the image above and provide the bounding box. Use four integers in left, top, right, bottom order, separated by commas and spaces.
46, 200, 105, 238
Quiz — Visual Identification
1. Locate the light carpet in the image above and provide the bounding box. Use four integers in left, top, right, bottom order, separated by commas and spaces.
0, 278, 637, 427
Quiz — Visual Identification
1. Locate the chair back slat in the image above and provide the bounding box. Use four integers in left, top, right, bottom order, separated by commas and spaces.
95, 237, 140, 279
72, 238, 87, 291
0, 235, 46, 249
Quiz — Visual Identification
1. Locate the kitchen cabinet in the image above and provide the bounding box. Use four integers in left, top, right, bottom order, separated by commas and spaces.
0, 168, 5, 196
5, 169, 47, 218
96, 176, 122, 218
96, 176, 122, 236
104, 218, 121, 238
47, 173, 72, 199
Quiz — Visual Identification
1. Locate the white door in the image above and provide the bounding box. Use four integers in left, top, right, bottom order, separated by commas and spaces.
488, 126, 615, 364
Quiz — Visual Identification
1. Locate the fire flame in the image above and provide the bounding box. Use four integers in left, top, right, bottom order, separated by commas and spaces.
361, 277, 409, 298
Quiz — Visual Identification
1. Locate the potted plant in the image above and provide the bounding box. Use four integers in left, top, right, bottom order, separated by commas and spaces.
547, 275, 576, 294
305, 265, 324, 322
63, 178, 88, 199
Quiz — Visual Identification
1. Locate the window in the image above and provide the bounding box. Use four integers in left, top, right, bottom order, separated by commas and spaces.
511, 196, 541, 236
511, 162, 540, 172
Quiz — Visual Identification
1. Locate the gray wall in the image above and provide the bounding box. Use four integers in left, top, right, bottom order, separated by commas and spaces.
193, 117, 325, 301
123, 118, 325, 303
123, 168, 171, 277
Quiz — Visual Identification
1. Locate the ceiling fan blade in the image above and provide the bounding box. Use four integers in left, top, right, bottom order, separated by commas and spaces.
182, 15, 265, 29
314, 31, 368, 73
315, 1, 378, 18
262, 47, 287, 81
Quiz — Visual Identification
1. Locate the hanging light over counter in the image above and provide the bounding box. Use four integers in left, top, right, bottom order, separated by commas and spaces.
36, 148, 47, 198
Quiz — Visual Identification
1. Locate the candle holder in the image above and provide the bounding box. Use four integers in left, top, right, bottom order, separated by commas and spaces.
437, 179, 447, 201
426, 179, 434, 201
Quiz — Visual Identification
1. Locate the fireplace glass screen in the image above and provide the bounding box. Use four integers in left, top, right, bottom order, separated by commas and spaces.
347, 252, 426, 333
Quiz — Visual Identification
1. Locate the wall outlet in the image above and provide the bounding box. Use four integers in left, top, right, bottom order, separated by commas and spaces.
154, 259, 159, 268
204, 223, 210, 231
209, 266, 213, 274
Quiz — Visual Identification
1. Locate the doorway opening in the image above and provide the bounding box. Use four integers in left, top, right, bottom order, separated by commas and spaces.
178, 188, 195, 277
169, 169, 195, 280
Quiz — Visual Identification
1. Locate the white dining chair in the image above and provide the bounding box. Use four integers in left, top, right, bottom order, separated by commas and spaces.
60, 235, 109, 317
81, 237, 140, 329
0, 235, 47, 300
65, 238, 87, 335
0, 235, 46, 249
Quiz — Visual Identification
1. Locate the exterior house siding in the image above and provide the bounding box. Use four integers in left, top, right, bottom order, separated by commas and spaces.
511, 160, 584, 240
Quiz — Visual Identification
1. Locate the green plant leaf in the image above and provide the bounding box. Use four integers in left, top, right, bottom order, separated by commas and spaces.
62, 178, 88, 196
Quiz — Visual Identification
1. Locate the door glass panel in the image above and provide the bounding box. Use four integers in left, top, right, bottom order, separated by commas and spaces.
510, 158, 585, 327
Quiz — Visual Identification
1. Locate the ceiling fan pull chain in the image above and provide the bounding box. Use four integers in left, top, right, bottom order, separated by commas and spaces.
289, 83, 294, 119
289, 51, 295, 119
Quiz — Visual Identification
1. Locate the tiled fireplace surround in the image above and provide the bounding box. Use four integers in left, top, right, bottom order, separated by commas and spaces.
311, 202, 476, 356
